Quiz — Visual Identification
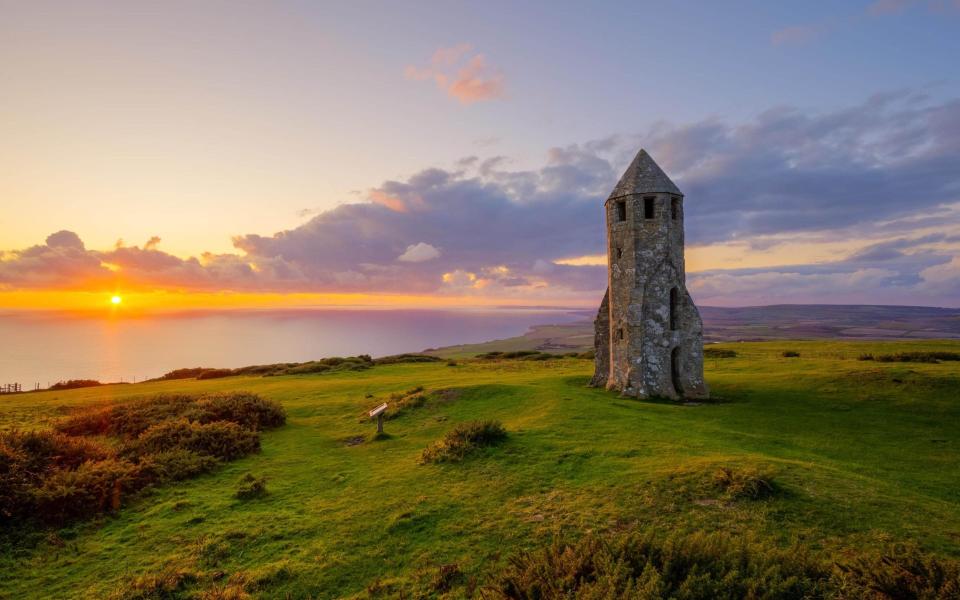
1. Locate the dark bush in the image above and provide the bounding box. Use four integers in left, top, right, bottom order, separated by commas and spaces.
151, 367, 217, 381
137, 449, 220, 484
782, 351, 801, 358
31, 458, 143, 524
4, 391, 284, 530
837, 543, 960, 599
195, 368, 234, 380
859, 353, 875, 361
489, 530, 832, 599
49, 379, 103, 390
704, 347, 738, 358
57, 394, 196, 438
132, 419, 259, 461
420, 420, 507, 464
868, 351, 960, 363
193, 392, 286, 431
235, 473, 268, 500
374, 354, 443, 365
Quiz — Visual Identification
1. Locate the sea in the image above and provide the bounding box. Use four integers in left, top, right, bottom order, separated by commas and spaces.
0, 308, 589, 387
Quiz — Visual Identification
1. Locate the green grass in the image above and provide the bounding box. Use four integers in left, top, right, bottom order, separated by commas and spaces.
2, 339, 959, 598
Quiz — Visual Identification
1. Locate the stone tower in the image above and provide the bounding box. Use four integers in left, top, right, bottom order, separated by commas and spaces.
590, 149, 708, 400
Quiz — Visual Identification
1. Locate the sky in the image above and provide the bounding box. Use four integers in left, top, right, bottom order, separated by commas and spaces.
1, 0, 959, 311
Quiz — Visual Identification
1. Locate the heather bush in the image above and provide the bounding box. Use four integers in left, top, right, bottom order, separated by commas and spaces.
49, 379, 103, 390
420, 420, 507, 464
193, 392, 286, 431
3, 391, 285, 530
374, 353, 443, 365
137, 449, 220, 483
56, 394, 196, 438
864, 351, 960, 363
490, 530, 832, 599
235, 473, 268, 500
837, 543, 960, 598
31, 458, 143, 524
782, 350, 801, 358
132, 419, 259, 461
196, 368, 234, 380
704, 347, 738, 358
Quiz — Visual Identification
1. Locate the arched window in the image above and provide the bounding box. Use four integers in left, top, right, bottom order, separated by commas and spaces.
669, 287, 678, 331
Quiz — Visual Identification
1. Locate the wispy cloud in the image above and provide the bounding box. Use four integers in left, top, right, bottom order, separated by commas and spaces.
405, 44, 505, 104
770, 25, 821, 46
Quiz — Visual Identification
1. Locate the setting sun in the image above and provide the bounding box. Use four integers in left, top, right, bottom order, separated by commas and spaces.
110, 295, 122, 305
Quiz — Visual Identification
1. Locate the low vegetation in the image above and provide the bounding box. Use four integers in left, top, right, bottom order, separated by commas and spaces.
490, 530, 960, 599
234, 473, 268, 500
0, 392, 284, 530
782, 350, 801, 358
859, 351, 960, 363
48, 379, 104, 390
420, 420, 507, 464
150, 353, 443, 382
704, 347, 737, 358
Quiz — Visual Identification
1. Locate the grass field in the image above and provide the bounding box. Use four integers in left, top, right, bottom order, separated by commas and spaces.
2, 339, 959, 598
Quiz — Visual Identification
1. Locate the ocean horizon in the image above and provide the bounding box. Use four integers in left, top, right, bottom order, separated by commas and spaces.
0, 308, 590, 387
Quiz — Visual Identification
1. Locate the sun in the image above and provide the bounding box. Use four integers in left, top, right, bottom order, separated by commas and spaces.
110, 295, 122, 305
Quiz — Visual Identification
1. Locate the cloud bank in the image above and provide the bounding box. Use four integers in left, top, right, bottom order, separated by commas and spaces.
1, 92, 958, 306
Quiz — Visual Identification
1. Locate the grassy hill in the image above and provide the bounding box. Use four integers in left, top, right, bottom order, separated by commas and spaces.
2, 339, 959, 598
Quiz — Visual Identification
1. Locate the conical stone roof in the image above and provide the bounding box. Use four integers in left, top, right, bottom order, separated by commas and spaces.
608, 149, 682, 199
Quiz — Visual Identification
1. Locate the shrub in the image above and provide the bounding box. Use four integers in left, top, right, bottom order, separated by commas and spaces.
782, 351, 801, 358
193, 393, 286, 431
489, 530, 832, 599
420, 420, 507, 464
49, 379, 102, 390
374, 354, 443, 365
837, 543, 960, 599
235, 473, 268, 500
704, 348, 738, 358
57, 394, 196, 438
868, 351, 960, 363
133, 419, 259, 461
151, 367, 217, 381
713, 466, 778, 501
4, 391, 284, 530
446, 360, 458, 367
196, 368, 234, 380
31, 458, 143, 524
138, 449, 220, 484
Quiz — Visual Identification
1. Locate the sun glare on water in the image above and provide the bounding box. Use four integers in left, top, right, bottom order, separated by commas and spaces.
111, 295, 122, 305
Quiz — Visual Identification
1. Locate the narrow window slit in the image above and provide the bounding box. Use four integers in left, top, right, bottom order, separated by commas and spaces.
644, 197, 655, 219
616, 200, 627, 222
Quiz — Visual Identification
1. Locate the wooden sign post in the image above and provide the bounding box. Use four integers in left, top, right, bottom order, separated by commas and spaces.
368, 402, 388, 434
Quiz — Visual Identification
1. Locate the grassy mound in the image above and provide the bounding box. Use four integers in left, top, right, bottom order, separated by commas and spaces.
420, 420, 507, 464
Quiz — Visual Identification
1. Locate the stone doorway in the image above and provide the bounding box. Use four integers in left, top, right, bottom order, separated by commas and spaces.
671, 347, 682, 398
